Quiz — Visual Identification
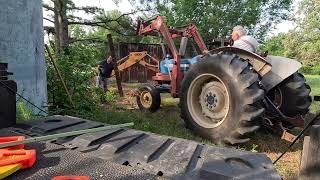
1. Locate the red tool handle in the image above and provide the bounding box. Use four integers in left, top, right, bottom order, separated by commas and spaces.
0, 149, 36, 169
0, 136, 25, 149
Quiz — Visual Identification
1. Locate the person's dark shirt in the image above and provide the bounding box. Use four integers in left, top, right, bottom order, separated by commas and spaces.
99, 60, 114, 78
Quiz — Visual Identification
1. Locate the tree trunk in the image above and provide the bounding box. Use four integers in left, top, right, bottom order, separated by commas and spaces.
54, 0, 69, 53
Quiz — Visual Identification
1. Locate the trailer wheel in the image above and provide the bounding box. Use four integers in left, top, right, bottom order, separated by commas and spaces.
180, 53, 265, 145
136, 83, 161, 112
267, 72, 312, 118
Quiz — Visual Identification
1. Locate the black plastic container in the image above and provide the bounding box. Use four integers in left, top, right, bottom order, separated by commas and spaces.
0, 63, 13, 80
0, 62, 17, 128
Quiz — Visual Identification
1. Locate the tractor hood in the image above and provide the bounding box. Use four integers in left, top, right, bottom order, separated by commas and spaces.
261, 55, 302, 91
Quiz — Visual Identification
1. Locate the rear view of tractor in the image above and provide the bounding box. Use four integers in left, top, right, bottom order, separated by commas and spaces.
136, 16, 312, 145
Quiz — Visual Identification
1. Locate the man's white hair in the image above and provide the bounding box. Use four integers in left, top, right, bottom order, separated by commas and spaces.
233, 25, 247, 37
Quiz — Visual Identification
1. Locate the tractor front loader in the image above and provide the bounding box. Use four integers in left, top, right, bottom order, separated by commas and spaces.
136, 16, 312, 145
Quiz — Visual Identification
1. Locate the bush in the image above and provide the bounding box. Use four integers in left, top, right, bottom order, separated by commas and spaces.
93, 88, 119, 103
46, 42, 109, 115
299, 65, 320, 75
16, 101, 33, 121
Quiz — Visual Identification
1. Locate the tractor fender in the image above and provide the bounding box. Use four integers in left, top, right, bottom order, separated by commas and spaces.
209, 47, 301, 91
261, 55, 301, 91
210, 47, 272, 76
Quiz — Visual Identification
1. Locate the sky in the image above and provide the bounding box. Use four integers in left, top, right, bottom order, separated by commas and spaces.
43, 0, 301, 36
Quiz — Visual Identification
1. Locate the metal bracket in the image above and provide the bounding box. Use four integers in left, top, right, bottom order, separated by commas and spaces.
281, 130, 297, 142
263, 96, 302, 142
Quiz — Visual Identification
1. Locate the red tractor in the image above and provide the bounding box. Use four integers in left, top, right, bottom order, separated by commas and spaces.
136, 16, 312, 145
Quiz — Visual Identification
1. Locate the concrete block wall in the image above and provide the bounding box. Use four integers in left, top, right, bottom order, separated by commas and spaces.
0, 0, 48, 114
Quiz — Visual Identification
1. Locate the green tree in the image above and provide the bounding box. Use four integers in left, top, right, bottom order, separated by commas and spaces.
260, 33, 287, 56
284, 0, 320, 65
43, 0, 149, 52
152, 0, 293, 40
89, 10, 137, 43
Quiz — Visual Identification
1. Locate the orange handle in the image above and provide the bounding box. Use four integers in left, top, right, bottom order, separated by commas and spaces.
0, 149, 36, 169
0, 136, 25, 149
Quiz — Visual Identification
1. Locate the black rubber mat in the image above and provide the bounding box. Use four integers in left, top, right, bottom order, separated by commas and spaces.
0, 129, 156, 180
2, 115, 281, 179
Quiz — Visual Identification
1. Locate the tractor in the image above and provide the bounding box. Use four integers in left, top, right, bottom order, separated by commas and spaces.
135, 16, 312, 145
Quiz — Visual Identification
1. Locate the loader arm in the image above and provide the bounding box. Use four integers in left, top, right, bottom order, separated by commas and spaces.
137, 16, 208, 97
111, 52, 159, 76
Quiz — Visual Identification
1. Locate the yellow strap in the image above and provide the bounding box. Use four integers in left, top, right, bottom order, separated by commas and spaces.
0, 163, 22, 179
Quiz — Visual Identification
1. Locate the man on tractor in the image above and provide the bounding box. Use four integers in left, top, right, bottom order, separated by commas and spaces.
232, 25, 259, 53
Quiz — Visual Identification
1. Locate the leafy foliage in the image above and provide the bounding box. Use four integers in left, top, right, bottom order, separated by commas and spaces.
93, 10, 136, 40
153, 0, 293, 40
47, 43, 98, 108
259, 33, 287, 56
16, 101, 33, 121
94, 88, 119, 103
262, 0, 320, 69
46, 32, 115, 115
286, 0, 320, 65
300, 66, 320, 75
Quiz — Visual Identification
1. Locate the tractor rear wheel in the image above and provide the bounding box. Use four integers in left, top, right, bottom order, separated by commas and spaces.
180, 53, 265, 145
136, 83, 161, 112
267, 72, 312, 119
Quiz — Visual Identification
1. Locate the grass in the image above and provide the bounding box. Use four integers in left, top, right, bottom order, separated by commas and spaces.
62, 75, 320, 180
305, 75, 320, 112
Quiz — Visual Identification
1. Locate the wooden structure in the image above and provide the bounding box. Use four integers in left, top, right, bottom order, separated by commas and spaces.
112, 52, 159, 80
116, 43, 163, 82
300, 124, 320, 180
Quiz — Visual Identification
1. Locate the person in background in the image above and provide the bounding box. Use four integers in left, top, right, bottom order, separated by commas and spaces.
231, 25, 259, 53
98, 56, 114, 92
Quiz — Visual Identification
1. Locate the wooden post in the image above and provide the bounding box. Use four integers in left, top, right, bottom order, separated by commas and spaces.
107, 34, 124, 97
299, 125, 320, 180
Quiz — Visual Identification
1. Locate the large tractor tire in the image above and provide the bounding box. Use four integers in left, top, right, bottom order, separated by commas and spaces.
180, 53, 265, 145
267, 72, 312, 118
136, 83, 161, 112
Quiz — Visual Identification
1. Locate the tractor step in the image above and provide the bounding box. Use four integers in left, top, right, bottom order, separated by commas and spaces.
4, 115, 281, 180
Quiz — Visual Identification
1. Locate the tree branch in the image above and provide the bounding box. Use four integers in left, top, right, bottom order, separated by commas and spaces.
112, 8, 152, 21
68, 5, 103, 14
68, 21, 106, 28
68, 8, 152, 27
44, 26, 55, 34
69, 37, 105, 44
44, 17, 54, 23
43, 3, 54, 11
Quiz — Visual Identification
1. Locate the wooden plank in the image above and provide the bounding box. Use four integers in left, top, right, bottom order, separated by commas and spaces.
299, 125, 320, 180
299, 136, 310, 176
